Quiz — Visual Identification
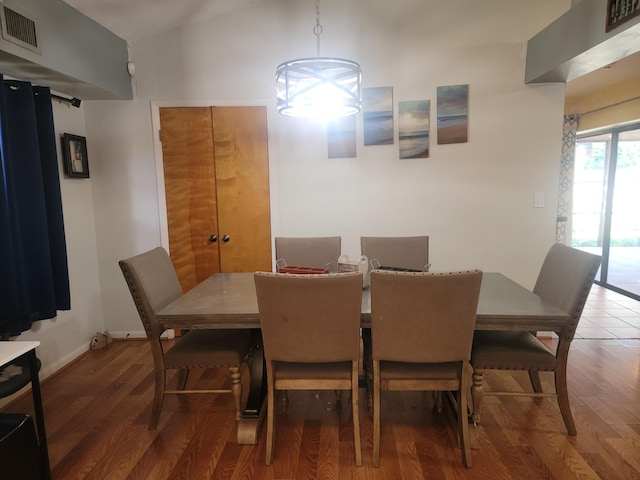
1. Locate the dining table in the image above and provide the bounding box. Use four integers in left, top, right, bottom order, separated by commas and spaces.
156, 271, 570, 444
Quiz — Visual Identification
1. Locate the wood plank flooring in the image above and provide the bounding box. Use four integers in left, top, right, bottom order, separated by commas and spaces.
3, 337, 640, 479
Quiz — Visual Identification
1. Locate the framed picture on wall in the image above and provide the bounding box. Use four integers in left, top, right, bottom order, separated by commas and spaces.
61, 133, 90, 178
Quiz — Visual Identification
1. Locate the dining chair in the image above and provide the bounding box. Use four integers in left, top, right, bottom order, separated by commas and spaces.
360, 235, 431, 411
470, 243, 601, 435
274, 236, 341, 273
119, 247, 252, 430
360, 235, 430, 272
254, 271, 363, 466
370, 269, 483, 468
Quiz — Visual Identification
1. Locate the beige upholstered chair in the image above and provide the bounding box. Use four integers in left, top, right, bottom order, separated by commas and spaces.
254, 271, 363, 466
274, 236, 341, 273
361, 235, 431, 410
119, 247, 251, 430
471, 243, 601, 435
370, 270, 483, 468
360, 235, 430, 272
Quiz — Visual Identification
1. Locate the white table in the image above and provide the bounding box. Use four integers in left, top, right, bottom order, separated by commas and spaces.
0, 341, 50, 479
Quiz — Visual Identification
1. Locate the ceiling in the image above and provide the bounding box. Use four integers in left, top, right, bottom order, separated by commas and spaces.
61, 0, 640, 100
62, 0, 275, 43
563, 50, 640, 100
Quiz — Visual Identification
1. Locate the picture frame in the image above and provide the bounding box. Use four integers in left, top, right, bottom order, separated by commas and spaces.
61, 133, 90, 178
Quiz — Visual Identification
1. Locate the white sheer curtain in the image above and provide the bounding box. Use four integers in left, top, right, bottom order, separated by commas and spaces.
557, 115, 579, 244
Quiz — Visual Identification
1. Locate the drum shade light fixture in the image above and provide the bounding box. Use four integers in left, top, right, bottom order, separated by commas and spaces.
276, 0, 362, 118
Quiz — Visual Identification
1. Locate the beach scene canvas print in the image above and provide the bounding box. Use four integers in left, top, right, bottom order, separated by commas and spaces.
327, 115, 356, 158
399, 100, 430, 159
436, 84, 468, 144
363, 86, 394, 146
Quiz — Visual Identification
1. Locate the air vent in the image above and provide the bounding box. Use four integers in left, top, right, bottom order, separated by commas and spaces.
1, 6, 40, 54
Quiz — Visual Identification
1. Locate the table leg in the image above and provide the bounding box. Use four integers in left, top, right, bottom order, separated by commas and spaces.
27, 350, 51, 479
237, 329, 267, 444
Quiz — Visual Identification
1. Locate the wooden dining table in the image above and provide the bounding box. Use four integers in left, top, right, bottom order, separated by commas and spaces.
156, 271, 570, 444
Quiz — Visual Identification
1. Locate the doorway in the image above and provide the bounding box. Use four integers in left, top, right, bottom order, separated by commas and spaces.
572, 123, 640, 299
157, 105, 272, 292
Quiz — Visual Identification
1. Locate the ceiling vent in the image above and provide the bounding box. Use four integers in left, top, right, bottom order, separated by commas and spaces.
1, 5, 40, 54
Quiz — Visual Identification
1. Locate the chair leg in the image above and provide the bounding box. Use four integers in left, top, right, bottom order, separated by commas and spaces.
555, 367, 577, 435
351, 361, 362, 466
459, 363, 472, 468
229, 366, 243, 421
362, 329, 374, 414
471, 370, 484, 424
528, 370, 543, 393
149, 367, 166, 430
177, 368, 189, 390
372, 360, 381, 467
265, 364, 276, 465
433, 391, 444, 413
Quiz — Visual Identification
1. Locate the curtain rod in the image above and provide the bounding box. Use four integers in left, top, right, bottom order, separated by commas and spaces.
51, 93, 81, 108
578, 94, 640, 117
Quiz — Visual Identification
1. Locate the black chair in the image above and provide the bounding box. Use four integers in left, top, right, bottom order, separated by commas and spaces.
0, 414, 44, 480
0, 347, 48, 479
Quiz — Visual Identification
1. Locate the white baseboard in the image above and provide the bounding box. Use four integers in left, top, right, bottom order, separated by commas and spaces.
108, 330, 174, 340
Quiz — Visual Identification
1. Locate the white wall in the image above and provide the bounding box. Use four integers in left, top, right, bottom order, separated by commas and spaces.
80, 1, 570, 337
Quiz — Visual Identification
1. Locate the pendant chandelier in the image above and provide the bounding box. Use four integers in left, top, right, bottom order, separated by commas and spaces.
276, 0, 362, 118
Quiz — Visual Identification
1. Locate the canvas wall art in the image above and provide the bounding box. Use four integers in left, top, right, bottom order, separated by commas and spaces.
399, 100, 430, 159
327, 115, 357, 158
436, 84, 468, 145
363, 86, 394, 146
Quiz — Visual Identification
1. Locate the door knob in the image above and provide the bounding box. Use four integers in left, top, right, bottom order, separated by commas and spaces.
209, 235, 218, 243
222, 234, 230, 243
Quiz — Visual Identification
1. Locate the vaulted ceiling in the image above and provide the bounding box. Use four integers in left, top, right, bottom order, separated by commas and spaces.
61, 0, 640, 109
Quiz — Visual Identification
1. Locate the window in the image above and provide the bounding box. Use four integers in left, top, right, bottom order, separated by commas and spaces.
573, 123, 640, 299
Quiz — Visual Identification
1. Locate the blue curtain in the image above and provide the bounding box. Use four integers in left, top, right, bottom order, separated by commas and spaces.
0, 75, 70, 336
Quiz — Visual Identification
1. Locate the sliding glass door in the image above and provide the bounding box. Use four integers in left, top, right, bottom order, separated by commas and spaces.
572, 124, 640, 299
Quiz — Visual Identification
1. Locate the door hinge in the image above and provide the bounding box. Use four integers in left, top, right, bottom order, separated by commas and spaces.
158, 129, 162, 142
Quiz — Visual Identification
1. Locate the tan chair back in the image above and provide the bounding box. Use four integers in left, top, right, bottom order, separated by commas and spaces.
371, 270, 482, 363
119, 247, 183, 340
254, 272, 362, 363
533, 243, 601, 341
361, 236, 429, 271
274, 236, 341, 273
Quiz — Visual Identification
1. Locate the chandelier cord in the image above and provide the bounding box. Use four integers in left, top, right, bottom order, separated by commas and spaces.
314, 0, 323, 57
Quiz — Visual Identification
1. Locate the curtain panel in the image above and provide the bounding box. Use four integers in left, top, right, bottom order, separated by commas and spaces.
557, 114, 579, 245
0, 76, 70, 337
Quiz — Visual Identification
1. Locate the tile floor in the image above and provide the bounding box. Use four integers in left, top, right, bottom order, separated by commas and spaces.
577, 284, 640, 339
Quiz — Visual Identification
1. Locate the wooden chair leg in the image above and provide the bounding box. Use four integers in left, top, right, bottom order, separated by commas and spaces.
177, 368, 189, 390
555, 367, 577, 435
459, 363, 472, 468
280, 390, 289, 408
363, 330, 374, 415
471, 370, 484, 424
528, 370, 543, 393
351, 361, 362, 466
229, 366, 243, 421
149, 367, 165, 430
434, 391, 444, 413
373, 360, 381, 467
265, 365, 276, 465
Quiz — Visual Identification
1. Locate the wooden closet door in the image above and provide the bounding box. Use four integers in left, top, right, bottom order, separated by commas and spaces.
160, 107, 220, 292
212, 106, 272, 273
160, 106, 272, 292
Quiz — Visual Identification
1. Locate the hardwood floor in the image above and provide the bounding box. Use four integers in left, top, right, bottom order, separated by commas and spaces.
3, 337, 640, 479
